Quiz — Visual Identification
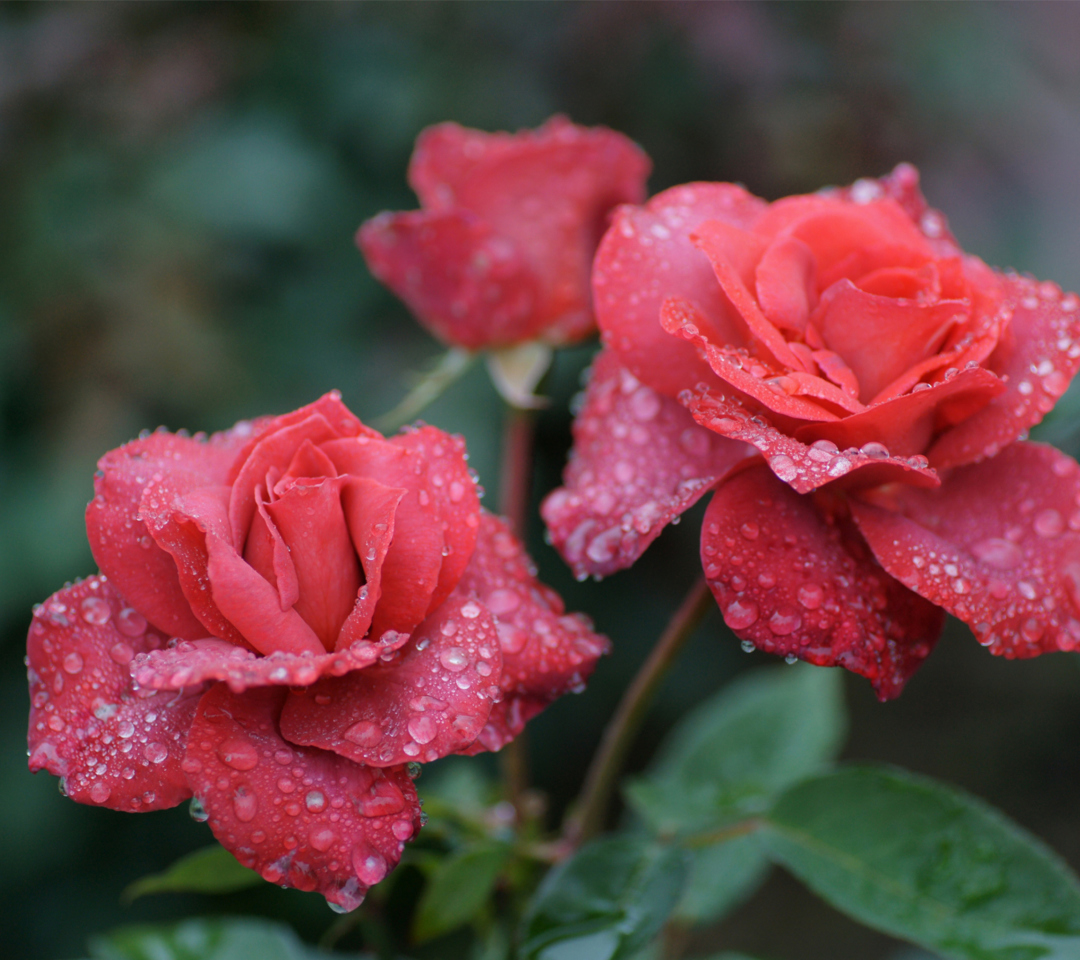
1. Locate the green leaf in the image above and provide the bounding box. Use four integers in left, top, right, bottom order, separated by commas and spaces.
122, 845, 262, 902
627, 665, 846, 834
87, 916, 343, 960
413, 840, 512, 942
762, 765, 1080, 960
674, 834, 770, 925
520, 835, 689, 960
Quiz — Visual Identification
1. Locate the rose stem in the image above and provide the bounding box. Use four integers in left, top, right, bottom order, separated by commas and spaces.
372, 347, 475, 433
498, 404, 537, 812
562, 576, 713, 848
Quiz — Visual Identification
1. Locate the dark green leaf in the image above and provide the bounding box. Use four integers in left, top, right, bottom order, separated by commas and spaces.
87, 916, 344, 960
627, 665, 845, 834
763, 766, 1080, 960
122, 846, 261, 902
520, 835, 689, 960
413, 840, 512, 942
674, 834, 770, 925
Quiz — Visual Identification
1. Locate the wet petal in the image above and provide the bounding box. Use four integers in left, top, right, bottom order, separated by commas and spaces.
541, 349, 750, 579
87, 431, 240, 640
594, 182, 767, 397
130, 632, 411, 694
683, 387, 940, 494
702, 465, 943, 699
457, 511, 610, 752
851, 441, 1080, 658
184, 684, 421, 913
755, 234, 817, 334
27, 577, 198, 811
929, 276, 1080, 468
357, 209, 540, 348
279, 591, 502, 765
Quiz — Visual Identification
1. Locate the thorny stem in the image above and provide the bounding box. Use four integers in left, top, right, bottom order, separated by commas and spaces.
499, 405, 538, 813
372, 347, 475, 433
562, 577, 714, 848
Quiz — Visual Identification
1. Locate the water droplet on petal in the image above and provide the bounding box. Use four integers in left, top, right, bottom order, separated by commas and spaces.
343, 721, 383, 747
392, 819, 413, 840
438, 647, 469, 672
309, 826, 336, 851
233, 787, 258, 822
89, 782, 111, 804
768, 607, 803, 636
828, 457, 852, 477
1034, 509, 1064, 538
407, 715, 437, 744
81, 597, 112, 625
971, 538, 1023, 571
859, 441, 890, 459
724, 598, 759, 630
62, 653, 83, 675
768, 455, 798, 483
189, 797, 209, 822
217, 737, 259, 771
797, 583, 824, 609
109, 642, 135, 665
353, 848, 388, 886
117, 608, 148, 637
144, 742, 168, 764
740, 522, 759, 540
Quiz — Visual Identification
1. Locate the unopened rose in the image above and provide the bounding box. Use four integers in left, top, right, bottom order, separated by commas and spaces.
358, 115, 650, 349
28, 393, 607, 910
544, 166, 1080, 698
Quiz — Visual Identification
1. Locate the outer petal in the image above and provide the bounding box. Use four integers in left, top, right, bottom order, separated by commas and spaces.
702, 465, 943, 699
86, 431, 240, 640
929, 276, 1080, 468
279, 591, 502, 766
851, 441, 1080, 658
684, 387, 939, 494
457, 511, 610, 753
183, 684, 421, 913
357, 209, 540, 348
130, 631, 411, 694
594, 182, 767, 397
541, 349, 751, 579
27, 576, 198, 811
408, 116, 652, 345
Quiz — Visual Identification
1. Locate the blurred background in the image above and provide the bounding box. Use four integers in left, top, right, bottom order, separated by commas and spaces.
2, 3, 1080, 958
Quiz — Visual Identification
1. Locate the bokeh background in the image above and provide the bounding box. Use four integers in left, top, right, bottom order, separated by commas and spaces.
3, 3, 1080, 958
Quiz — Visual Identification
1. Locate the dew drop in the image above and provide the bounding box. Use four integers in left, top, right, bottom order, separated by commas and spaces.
309, 826, 336, 851
768, 455, 798, 483
81, 597, 112, 625
438, 647, 469, 672
724, 598, 759, 630
233, 787, 258, 822
144, 742, 168, 764
217, 737, 259, 771
740, 522, 759, 540
353, 849, 388, 886
827, 457, 852, 477
740, 639, 756, 654
1020, 619, 1044, 642
89, 782, 111, 804
343, 721, 383, 747
859, 441, 890, 459
797, 583, 824, 610
971, 538, 1023, 571
407, 715, 437, 744
109, 642, 135, 665
117, 608, 147, 637
189, 797, 210, 822
392, 819, 413, 840
1034, 509, 1064, 538
460, 601, 481, 620
62, 653, 84, 675
768, 607, 803, 636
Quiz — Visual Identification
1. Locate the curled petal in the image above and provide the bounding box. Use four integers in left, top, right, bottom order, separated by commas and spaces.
129, 632, 410, 694
458, 511, 610, 753
357, 209, 540, 348
541, 349, 750, 579
183, 684, 421, 913
279, 591, 502, 766
702, 466, 942, 699
684, 387, 939, 494
27, 577, 198, 811
851, 441, 1080, 658
929, 276, 1080, 468
594, 182, 767, 397
87, 431, 240, 640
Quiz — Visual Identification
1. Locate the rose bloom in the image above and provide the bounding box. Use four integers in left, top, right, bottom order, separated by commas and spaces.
27, 393, 606, 910
357, 115, 651, 350
543, 165, 1080, 699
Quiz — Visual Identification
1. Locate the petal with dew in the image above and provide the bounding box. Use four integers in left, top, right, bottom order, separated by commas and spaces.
27, 577, 198, 811
702, 465, 942, 699
541, 349, 750, 579
184, 684, 421, 913
280, 591, 502, 766
851, 441, 1080, 658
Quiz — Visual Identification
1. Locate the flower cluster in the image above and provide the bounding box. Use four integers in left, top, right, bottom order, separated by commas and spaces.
27, 393, 606, 910
543, 164, 1080, 699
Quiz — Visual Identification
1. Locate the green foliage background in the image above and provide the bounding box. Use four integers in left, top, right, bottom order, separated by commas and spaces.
1, 3, 1079, 958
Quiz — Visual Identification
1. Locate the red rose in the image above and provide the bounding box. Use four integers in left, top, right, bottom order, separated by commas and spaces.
357, 115, 651, 349
27, 393, 607, 910
543, 166, 1080, 699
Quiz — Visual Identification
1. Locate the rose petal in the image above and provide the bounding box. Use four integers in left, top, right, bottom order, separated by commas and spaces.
457, 511, 610, 752
929, 275, 1080, 469
755, 234, 817, 334
851, 441, 1080, 658
794, 365, 1006, 458
337, 477, 406, 649
357, 209, 541, 348
541, 349, 750, 579
661, 297, 849, 422
683, 387, 940, 494
87, 431, 240, 639
279, 591, 502, 766
130, 632, 411, 694
408, 116, 651, 345
594, 182, 767, 397
811, 279, 966, 403
702, 465, 943, 699
243, 485, 300, 611
266, 477, 361, 650
27, 577, 198, 811
184, 684, 421, 912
